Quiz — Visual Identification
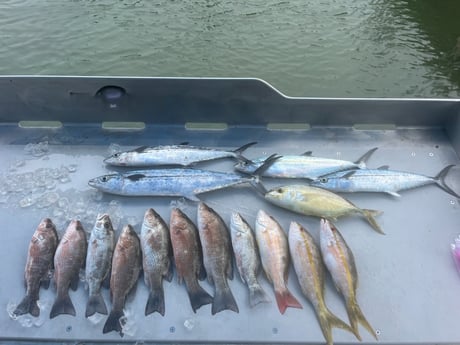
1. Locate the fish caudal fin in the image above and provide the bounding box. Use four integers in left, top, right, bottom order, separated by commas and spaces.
233, 142, 257, 163
317, 306, 355, 345
14, 295, 40, 317
435, 165, 460, 198
187, 283, 213, 313
274, 288, 303, 314
355, 147, 378, 169
346, 299, 377, 341
361, 209, 384, 234
212, 284, 239, 315
85, 293, 108, 318
50, 293, 76, 319
248, 284, 270, 308
145, 288, 165, 316
103, 309, 125, 336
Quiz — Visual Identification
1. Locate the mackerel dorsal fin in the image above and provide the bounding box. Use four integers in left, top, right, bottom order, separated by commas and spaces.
301, 151, 313, 156
354, 147, 378, 169
133, 145, 149, 153
126, 173, 146, 181
378, 165, 389, 170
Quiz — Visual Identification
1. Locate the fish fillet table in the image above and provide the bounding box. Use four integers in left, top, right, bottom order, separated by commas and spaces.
0, 76, 459, 345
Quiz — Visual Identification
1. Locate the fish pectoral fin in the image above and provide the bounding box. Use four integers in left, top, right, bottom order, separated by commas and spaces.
378, 165, 390, 170
386, 191, 401, 197
133, 145, 149, 153
301, 151, 313, 156
165, 262, 174, 282
127, 173, 146, 181
342, 170, 357, 179
70, 272, 80, 291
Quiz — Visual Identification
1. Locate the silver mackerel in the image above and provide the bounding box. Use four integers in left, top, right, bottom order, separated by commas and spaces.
104, 142, 256, 166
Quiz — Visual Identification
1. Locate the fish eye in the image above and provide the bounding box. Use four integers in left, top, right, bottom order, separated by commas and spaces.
114, 153, 120, 158
104, 221, 110, 229
101, 176, 108, 182
320, 178, 328, 183
276, 188, 283, 193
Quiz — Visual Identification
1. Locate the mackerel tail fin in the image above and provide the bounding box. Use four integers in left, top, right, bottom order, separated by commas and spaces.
50, 293, 76, 319
346, 298, 378, 341
248, 283, 271, 308
317, 306, 356, 345
232, 142, 257, 163
103, 309, 125, 336
145, 287, 165, 316
85, 293, 108, 318
361, 209, 384, 235
212, 283, 239, 315
274, 288, 303, 315
355, 147, 378, 169
249, 154, 282, 195
187, 282, 213, 313
434, 165, 460, 198
14, 295, 40, 317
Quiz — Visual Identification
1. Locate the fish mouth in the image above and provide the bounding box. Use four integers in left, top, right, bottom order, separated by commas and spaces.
88, 178, 96, 187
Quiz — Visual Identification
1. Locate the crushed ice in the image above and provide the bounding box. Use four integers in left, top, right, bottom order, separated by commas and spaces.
7, 298, 51, 327
120, 307, 138, 337
87, 313, 104, 325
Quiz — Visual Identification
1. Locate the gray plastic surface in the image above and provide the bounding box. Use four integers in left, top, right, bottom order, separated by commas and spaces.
0, 77, 460, 344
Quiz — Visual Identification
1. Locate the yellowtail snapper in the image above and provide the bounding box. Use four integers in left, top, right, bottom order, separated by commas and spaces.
320, 219, 377, 341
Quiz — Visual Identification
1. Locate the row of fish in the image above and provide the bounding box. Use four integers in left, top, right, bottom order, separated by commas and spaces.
101, 142, 459, 198
14, 206, 375, 344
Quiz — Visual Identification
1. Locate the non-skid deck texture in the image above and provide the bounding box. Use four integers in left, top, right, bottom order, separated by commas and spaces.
0, 123, 459, 344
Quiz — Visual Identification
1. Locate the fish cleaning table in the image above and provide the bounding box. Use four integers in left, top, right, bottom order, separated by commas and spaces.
0, 76, 459, 344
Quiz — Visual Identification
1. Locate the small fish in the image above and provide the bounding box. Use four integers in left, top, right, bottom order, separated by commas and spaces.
254, 210, 302, 314
85, 214, 115, 318
14, 218, 58, 317
170, 208, 213, 312
260, 184, 383, 234
50, 220, 87, 319
319, 219, 377, 340
103, 225, 141, 336
89, 155, 278, 201
289, 221, 354, 345
235, 148, 377, 179
104, 142, 256, 166
310, 165, 460, 198
197, 202, 239, 315
140, 208, 173, 316
230, 212, 270, 308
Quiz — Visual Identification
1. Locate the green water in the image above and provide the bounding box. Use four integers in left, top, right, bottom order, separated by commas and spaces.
0, 0, 459, 97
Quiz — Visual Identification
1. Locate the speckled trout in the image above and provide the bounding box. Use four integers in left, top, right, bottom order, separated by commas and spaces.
320, 219, 377, 341
255, 210, 302, 314
14, 218, 58, 317
289, 221, 354, 345
230, 212, 270, 308
104, 142, 256, 166
261, 184, 383, 234
85, 214, 115, 317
